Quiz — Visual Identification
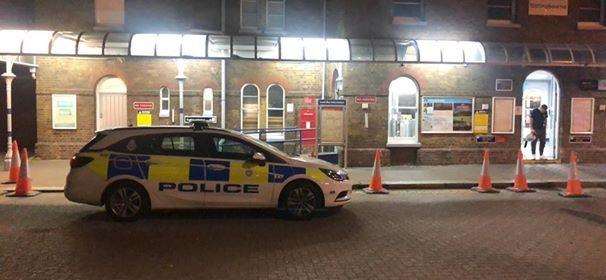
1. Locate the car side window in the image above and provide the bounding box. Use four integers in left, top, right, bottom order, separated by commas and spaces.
109, 135, 157, 154
210, 136, 257, 160
160, 136, 195, 153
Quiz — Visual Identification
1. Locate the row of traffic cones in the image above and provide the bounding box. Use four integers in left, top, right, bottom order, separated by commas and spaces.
4, 140, 38, 197
472, 149, 587, 198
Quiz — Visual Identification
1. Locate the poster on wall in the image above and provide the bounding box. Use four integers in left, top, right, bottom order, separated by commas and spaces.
52, 94, 77, 130
422, 97, 474, 133
528, 0, 568, 16
473, 112, 489, 134
492, 97, 516, 134
570, 98, 594, 134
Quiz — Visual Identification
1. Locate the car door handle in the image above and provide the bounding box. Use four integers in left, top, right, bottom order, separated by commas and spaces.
207, 164, 227, 171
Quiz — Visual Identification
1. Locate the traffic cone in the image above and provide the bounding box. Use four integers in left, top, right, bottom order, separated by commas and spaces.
363, 149, 389, 194
6, 148, 39, 197
5, 140, 21, 183
559, 152, 587, 198
507, 150, 535, 193
471, 149, 499, 193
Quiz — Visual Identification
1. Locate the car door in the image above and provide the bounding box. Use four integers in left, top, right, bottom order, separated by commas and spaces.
203, 133, 271, 207
146, 133, 205, 208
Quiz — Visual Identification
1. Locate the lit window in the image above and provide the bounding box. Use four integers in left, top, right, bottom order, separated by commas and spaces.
392, 0, 425, 24
487, 0, 516, 22
156, 34, 182, 57
95, 0, 124, 30
257, 36, 279, 59
51, 32, 78, 55
388, 77, 419, 144
303, 38, 326, 60
241, 84, 259, 130
130, 34, 157, 56
327, 39, 350, 61
439, 41, 464, 63
267, 85, 285, 140
267, 0, 286, 30
78, 32, 105, 55
349, 39, 372, 61
21, 30, 53, 54
203, 88, 213, 117
416, 40, 441, 62
233, 36, 256, 59
0, 30, 27, 54
396, 40, 419, 62
208, 35, 231, 58
159, 87, 170, 118
579, 0, 604, 24
280, 37, 303, 60
373, 39, 396, 61
104, 33, 130, 56
241, 0, 259, 30
460, 41, 486, 63
182, 35, 206, 57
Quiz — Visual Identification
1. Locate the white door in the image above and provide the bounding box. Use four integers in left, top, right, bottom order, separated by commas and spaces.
98, 93, 127, 131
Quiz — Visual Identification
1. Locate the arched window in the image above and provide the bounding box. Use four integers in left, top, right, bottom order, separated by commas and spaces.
241, 84, 259, 130
159, 87, 170, 117
388, 77, 419, 145
267, 84, 285, 139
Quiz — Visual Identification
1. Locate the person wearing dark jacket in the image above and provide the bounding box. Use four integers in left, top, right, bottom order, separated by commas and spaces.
529, 104, 548, 160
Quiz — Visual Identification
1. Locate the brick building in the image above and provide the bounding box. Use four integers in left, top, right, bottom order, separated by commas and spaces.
1, 0, 606, 166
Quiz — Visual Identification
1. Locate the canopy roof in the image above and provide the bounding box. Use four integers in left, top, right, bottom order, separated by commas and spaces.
0, 30, 601, 66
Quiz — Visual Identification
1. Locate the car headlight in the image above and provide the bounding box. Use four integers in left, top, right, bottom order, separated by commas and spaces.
319, 168, 348, 182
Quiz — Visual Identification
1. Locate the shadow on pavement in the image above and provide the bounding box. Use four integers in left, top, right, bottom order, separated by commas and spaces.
560, 208, 606, 227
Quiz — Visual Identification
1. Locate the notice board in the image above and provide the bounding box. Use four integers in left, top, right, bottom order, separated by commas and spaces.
52, 94, 77, 130
492, 97, 515, 134
320, 107, 344, 143
421, 97, 474, 133
570, 98, 594, 134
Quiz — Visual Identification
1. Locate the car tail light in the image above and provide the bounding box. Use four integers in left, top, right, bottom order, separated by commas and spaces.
70, 155, 93, 168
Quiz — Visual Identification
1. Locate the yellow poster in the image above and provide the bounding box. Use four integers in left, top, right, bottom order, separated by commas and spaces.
136, 112, 152, 127
473, 112, 489, 134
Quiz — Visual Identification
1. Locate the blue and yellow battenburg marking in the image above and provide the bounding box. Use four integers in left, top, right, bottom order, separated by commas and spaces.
99, 153, 325, 184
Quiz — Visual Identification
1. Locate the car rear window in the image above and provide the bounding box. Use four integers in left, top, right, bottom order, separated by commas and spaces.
79, 132, 108, 152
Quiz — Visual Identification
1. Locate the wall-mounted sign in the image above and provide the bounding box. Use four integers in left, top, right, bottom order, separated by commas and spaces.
133, 101, 154, 110
355, 96, 377, 104
52, 94, 77, 130
136, 111, 152, 127
570, 135, 592, 144
570, 98, 594, 134
492, 97, 516, 134
318, 99, 346, 107
579, 79, 598, 91
495, 79, 513, 91
421, 97, 474, 133
598, 79, 606, 91
473, 111, 489, 134
529, 0, 568, 16
475, 135, 495, 143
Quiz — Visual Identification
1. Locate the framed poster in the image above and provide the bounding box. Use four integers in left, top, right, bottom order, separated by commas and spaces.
421, 97, 474, 133
570, 98, 594, 134
492, 97, 516, 134
52, 94, 77, 130
495, 79, 513, 92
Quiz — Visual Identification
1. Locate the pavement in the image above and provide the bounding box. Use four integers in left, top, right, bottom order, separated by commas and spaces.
0, 159, 605, 192
1, 190, 605, 279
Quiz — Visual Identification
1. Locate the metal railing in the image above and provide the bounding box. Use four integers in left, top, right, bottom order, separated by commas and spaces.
236, 127, 317, 156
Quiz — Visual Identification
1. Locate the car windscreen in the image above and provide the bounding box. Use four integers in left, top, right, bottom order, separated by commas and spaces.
79, 132, 108, 152
239, 133, 291, 159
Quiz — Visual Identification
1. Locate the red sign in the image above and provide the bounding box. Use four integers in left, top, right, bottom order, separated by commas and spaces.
133, 102, 154, 110
355, 96, 377, 104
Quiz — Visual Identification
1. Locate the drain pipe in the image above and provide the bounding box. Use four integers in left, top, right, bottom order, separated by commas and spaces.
321, 0, 327, 99
221, 59, 226, 129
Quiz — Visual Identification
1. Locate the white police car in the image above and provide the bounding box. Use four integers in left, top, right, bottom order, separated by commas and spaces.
65, 122, 352, 221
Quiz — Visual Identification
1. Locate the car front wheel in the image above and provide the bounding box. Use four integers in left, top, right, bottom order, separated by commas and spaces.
104, 183, 149, 222
283, 183, 320, 220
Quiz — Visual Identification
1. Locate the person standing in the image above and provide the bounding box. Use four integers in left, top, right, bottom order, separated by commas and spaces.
529, 104, 548, 160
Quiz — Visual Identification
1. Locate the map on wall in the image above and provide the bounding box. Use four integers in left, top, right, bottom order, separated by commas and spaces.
422, 97, 473, 133
570, 98, 594, 134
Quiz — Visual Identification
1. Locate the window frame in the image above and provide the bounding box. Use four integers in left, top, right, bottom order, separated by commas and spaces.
159, 86, 170, 118
578, 0, 606, 26
266, 0, 286, 32
108, 133, 206, 157
392, 0, 426, 25
240, 84, 261, 131
240, 0, 260, 31
266, 84, 286, 140
387, 77, 421, 146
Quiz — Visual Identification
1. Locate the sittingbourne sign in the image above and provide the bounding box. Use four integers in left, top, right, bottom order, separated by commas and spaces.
529, 0, 568, 16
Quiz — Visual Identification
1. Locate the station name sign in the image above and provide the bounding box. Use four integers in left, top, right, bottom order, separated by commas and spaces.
529, 0, 568, 16
318, 99, 347, 106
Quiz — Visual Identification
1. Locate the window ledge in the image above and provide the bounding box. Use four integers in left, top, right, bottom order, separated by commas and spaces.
486, 20, 521, 28
577, 22, 606, 30
386, 142, 421, 148
392, 16, 427, 26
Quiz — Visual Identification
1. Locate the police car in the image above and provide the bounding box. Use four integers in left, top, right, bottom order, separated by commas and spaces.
65, 120, 352, 221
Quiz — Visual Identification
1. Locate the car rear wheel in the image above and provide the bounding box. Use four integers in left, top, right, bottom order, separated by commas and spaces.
104, 183, 149, 222
283, 183, 320, 220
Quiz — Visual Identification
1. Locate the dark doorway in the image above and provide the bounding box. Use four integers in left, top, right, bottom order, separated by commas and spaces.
0, 62, 37, 154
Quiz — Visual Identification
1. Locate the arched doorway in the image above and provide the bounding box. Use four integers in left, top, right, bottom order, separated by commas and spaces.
96, 76, 127, 131
388, 76, 420, 145
521, 70, 560, 160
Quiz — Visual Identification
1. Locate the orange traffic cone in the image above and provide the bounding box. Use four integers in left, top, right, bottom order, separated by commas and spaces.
507, 150, 535, 193
6, 140, 21, 183
559, 152, 587, 198
6, 148, 39, 197
363, 149, 389, 194
471, 149, 499, 193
